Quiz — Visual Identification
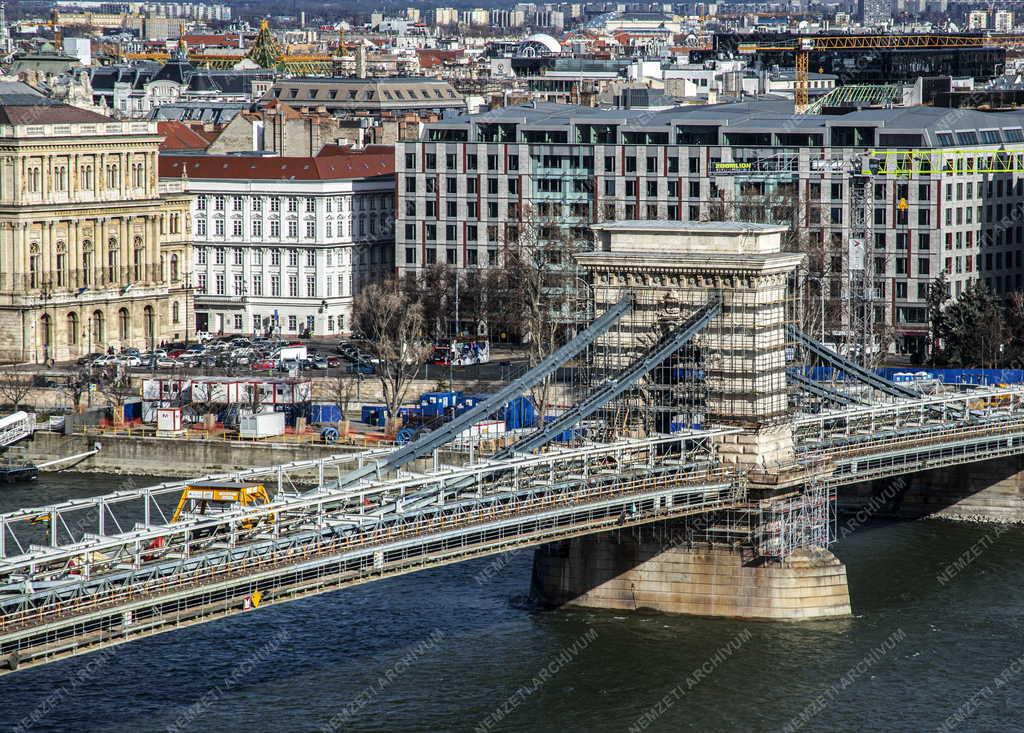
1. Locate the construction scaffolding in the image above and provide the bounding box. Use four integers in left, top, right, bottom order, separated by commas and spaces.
579, 241, 800, 437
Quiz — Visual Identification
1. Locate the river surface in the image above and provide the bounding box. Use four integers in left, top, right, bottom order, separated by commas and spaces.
1, 472, 1023, 733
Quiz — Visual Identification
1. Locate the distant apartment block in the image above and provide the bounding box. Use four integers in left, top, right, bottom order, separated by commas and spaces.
397, 102, 1024, 356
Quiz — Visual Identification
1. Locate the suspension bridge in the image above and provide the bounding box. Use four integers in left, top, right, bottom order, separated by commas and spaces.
2, 221, 1022, 674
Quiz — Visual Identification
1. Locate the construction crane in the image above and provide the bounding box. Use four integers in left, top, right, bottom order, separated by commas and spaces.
739, 34, 1024, 113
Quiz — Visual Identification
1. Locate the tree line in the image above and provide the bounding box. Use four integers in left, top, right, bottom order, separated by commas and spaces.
927, 273, 1024, 369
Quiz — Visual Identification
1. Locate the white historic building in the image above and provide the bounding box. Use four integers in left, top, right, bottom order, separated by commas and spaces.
159, 148, 394, 337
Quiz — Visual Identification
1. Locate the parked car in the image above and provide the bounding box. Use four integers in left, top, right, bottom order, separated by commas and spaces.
194, 331, 213, 343
156, 356, 183, 369
121, 355, 142, 367
303, 356, 328, 370
344, 362, 375, 375
251, 358, 276, 370
277, 358, 301, 373
92, 354, 120, 367
325, 356, 341, 368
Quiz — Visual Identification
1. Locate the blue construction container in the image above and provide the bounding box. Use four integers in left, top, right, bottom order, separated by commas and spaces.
310, 402, 341, 424
361, 405, 387, 425
419, 391, 462, 410
504, 396, 537, 430
122, 398, 142, 421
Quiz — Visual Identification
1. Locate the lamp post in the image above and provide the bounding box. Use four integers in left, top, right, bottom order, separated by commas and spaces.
804, 272, 826, 345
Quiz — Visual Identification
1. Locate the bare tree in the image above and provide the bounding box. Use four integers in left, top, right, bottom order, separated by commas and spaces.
60, 367, 91, 414
353, 279, 433, 435
93, 367, 131, 424
0, 376, 33, 411
498, 203, 586, 422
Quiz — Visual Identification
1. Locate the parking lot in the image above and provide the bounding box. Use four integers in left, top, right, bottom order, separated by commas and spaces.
44, 336, 528, 382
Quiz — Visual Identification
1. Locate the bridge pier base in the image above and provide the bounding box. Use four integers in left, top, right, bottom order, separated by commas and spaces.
531, 527, 851, 621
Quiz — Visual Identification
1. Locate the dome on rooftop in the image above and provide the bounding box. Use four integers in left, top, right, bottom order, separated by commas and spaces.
518, 33, 561, 57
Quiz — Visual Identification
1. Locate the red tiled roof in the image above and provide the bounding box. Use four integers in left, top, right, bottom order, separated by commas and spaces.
158, 150, 395, 181
184, 34, 242, 47
0, 104, 111, 125
415, 49, 463, 68
157, 121, 212, 151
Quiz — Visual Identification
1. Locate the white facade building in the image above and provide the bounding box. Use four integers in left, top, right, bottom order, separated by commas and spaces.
159, 149, 395, 338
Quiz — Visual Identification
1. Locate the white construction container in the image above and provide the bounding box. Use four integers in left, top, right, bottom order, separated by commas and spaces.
458, 420, 507, 441
157, 407, 182, 433
239, 411, 285, 439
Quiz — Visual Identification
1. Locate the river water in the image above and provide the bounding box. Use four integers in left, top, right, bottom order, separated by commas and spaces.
1, 472, 1022, 733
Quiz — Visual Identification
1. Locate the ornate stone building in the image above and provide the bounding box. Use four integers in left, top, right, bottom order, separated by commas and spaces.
0, 100, 192, 363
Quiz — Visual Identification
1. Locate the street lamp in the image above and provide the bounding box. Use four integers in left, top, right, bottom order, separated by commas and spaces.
803, 271, 826, 345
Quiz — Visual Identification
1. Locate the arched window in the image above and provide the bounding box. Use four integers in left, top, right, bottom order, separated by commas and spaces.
170, 254, 179, 282
118, 308, 130, 341
67, 312, 79, 345
92, 310, 104, 345
40, 314, 52, 350
172, 301, 180, 324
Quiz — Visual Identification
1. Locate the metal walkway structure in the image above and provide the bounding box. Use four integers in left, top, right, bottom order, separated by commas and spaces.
498, 297, 722, 457
788, 371, 863, 407
0, 412, 34, 449
787, 326, 919, 400
0, 432, 741, 673
330, 295, 634, 490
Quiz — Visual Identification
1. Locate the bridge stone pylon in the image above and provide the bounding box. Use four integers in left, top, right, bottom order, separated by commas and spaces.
530, 221, 852, 621
581, 220, 806, 475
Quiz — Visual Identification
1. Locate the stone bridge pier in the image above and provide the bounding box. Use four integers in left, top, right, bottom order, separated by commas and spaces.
531, 221, 851, 620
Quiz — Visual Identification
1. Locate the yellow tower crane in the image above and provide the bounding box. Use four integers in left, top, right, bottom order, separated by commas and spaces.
739, 34, 1024, 113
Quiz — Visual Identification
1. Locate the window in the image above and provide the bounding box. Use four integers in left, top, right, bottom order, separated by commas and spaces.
271, 250, 281, 266
270, 221, 280, 238
215, 248, 225, 265
306, 250, 315, 267
288, 315, 297, 332
288, 249, 298, 267
233, 248, 243, 265
233, 274, 243, 295
252, 219, 263, 237
287, 198, 298, 213
288, 275, 297, 297
67, 312, 79, 345
252, 274, 263, 296
306, 275, 316, 297
215, 273, 225, 295
271, 275, 281, 296
232, 196, 242, 212
287, 221, 298, 238
214, 220, 225, 237
213, 195, 225, 211
305, 221, 315, 239
305, 198, 315, 213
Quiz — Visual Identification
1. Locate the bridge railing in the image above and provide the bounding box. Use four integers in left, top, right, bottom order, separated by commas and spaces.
0, 432, 734, 604
794, 386, 1024, 449
0, 464, 744, 635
